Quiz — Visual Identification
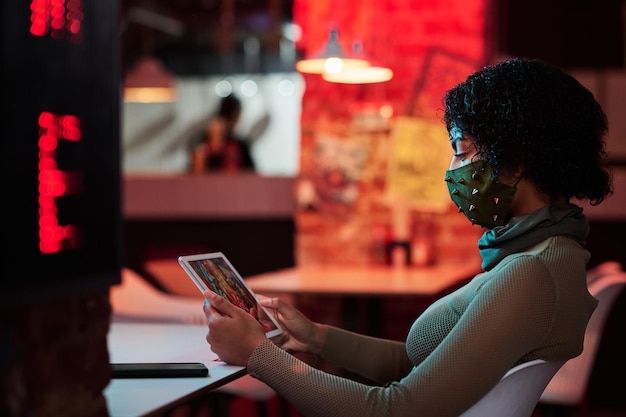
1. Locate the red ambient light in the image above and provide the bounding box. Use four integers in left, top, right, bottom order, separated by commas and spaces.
38, 111, 83, 254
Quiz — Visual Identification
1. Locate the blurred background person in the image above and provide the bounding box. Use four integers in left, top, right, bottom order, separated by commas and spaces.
192, 94, 256, 172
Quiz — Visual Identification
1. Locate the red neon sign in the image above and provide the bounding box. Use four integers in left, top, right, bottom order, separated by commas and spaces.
38, 111, 83, 254
30, 0, 83, 43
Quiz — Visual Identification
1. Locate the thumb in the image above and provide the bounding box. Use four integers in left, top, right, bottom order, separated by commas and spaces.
203, 290, 238, 317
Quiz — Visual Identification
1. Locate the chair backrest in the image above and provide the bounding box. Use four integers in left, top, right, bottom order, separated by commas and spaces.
460, 359, 566, 417
540, 262, 626, 406
110, 268, 207, 325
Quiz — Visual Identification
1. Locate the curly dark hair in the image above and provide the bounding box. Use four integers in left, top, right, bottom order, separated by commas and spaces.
443, 57, 613, 205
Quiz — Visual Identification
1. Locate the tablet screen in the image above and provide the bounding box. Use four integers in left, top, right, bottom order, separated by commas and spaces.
178, 252, 283, 338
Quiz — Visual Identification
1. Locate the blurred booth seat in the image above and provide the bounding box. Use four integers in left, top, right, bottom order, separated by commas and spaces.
122, 174, 297, 285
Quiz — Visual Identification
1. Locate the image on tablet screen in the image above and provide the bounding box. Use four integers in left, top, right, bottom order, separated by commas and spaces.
187, 257, 280, 335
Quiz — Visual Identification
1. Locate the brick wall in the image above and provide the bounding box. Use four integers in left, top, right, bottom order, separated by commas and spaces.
293, 0, 488, 267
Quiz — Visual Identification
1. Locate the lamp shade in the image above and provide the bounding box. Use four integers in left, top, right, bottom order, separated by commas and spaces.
123, 57, 177, 103
322, 65, 393, 84
295, 28, 370, 75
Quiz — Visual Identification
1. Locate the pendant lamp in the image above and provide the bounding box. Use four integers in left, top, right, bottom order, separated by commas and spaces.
123, 57, 177, 103
295, 28, 370, 75
322, 65, 393, 84
322, 38, 393, 84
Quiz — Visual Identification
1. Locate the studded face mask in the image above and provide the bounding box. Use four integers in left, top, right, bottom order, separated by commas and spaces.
444, 159, 518, 228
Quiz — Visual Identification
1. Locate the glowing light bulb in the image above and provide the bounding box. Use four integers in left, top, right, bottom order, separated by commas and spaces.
324, 57, 344, 74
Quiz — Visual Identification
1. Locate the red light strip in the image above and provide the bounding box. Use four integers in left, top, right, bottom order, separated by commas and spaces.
38, 111, 83, 254
30, 0, 83, 43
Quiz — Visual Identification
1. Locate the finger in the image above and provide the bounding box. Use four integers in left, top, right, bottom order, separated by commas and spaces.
203, 290, 238, 317
258, 296, 281, 309
203, 298, 220, 317
203, 299, 211, 314
259, 297, 293, 319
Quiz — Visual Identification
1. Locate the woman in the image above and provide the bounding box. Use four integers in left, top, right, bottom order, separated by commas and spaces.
195, 94, 255, 172
202, 58, 613, 416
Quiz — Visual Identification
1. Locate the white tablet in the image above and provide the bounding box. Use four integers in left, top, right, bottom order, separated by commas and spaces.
178, 252, 283, 338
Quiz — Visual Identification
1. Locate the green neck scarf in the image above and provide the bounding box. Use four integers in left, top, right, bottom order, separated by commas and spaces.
478, 203, 589, 271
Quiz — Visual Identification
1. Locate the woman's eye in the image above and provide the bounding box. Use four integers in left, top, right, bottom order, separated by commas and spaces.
453, 153, 467, 161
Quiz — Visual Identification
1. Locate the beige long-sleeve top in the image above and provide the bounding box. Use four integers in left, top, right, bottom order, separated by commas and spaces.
247, 236, 598, 417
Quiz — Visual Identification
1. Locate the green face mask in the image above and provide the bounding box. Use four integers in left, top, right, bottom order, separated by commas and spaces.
444, 159, 518, 228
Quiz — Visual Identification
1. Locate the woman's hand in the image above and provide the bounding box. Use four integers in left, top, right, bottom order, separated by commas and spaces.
203, 291, 266, 366
258, 296, 328, 355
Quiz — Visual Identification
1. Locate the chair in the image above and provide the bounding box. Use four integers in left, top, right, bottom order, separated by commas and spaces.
460, 359, 566, 417
538, 262, 626, 414
111, 268, 207, 324
111, 268, 289, 417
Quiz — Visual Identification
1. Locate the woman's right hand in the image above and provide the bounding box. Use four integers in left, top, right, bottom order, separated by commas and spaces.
258, 296, 328, 355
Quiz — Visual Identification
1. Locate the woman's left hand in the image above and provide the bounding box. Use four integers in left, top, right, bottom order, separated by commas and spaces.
203, 290, 266, 365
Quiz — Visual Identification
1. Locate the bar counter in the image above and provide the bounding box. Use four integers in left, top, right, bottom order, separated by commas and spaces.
123, 173, 295, 219
122, 173, 297, 279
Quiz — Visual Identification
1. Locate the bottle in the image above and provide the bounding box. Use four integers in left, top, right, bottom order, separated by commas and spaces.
411, 221, 435, 266
191, 144, 206, 173
371, 224, 389, 265
389, 240, 411, 267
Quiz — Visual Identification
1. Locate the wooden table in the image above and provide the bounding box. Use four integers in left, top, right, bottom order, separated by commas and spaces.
144, 260, 481, 297
245, 263, 481, 296
140, 260, 482, 337
246, 262, 482, 336
105, 322, 246, 417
